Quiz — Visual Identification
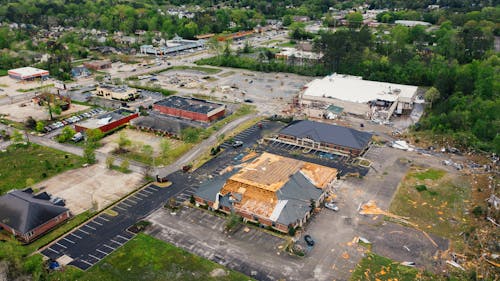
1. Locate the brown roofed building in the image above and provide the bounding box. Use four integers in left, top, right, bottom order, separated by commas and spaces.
194, 153, 337, 233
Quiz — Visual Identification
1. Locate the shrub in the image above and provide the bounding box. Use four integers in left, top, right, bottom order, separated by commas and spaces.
472, 206, 484, 217
415, 184, 427, 192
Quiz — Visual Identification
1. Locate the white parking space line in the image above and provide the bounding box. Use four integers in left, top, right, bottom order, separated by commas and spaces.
96, 249, 109, 255
63, 237, 75, 244
126, 198, 137, 204
71, 233, 82, 239
56, 242, 67, 249
147, 186, 159, 191
81, 259, 93, 266
121, 201, 132, 207
137, 192, 149, 198
91, 220, 103, 226
103, 244, 115, 251
98, 216, 110, 222
78, 228, 90, 235
142, 189, 153, 194
133, 195, 143, 200
48, 247, 59, 254
115, 205, 127, 211
89, 254, 101, 261
110, 239, 122, 245
84, 224, 96, 230
117, 234, 129, 241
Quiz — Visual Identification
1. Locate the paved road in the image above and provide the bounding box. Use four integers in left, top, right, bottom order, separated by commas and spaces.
155, 113, 258, 177
40, 120, 277, 270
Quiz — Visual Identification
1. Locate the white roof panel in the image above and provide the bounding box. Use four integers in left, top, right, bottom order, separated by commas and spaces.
303, 74, 418, 103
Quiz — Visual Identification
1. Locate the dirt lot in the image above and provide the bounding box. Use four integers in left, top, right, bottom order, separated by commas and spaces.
150, 68, 313, 115
97, 128, 183, 156
0, 100, 89, 122
0, 76, 55, 98
34, 163, 145, 215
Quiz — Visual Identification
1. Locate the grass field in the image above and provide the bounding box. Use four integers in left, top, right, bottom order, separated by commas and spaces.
389, 167, 470, 248
51, 234, 252, 281
0, 144, 85, 194
350, 253, 435, 281
0, 69, 7, 76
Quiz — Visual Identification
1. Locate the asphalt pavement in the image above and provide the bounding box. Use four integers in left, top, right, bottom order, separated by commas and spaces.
41, 119, 280, 270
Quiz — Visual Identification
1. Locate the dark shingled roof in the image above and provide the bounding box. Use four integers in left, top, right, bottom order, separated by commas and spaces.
154, 96, 224, 114
0, 190, 68, 234
280, 120, 372, 150
275, 171, 322, 225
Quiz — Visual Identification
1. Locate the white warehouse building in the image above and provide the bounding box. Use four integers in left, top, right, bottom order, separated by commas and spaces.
299, 74, 418, 120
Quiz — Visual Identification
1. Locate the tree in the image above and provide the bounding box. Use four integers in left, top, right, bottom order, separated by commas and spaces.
117, 132, 131, 150
181, 127, 201, 143
106, 156, 115, 169
424, 87, 441, 109
86, 128, 104, 144
141, 144, 154, 164
25, 116, 36, 130
160, 139, 170, 159
112, 77, 122, 85
83, 145, 96, 164
57, 126, 76, 142
25, 178, 35, 187
282, 15, 292, 26
35, 121, 45, 132
120, 159, 130, 173
346, 12, 363, 28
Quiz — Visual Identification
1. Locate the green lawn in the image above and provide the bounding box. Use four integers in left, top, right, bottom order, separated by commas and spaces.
278, 41, 296, 48
350, 253, 436, 281
410, 168, 446, 181
51, 234, 253, 281
389, 167, 470, 245
0, 69, 7, 76
0, 143, 85, 194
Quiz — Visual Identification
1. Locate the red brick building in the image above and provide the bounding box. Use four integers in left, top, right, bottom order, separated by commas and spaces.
0, 190, 70, 243
75, 108, 139, 133
83, 60, 112, 71
153, 96, 225, 123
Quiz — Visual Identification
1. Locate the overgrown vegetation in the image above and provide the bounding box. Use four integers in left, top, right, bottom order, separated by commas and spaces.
0, 143, 85, 194
389, 167, 470, 247
350, 253, 438, 281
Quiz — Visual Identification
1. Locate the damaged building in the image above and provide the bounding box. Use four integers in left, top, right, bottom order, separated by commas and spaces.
299, 73, 418, 120
194, 152, 338, 233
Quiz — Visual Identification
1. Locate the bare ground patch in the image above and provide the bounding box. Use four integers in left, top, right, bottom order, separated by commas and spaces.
34, 163, 145, 215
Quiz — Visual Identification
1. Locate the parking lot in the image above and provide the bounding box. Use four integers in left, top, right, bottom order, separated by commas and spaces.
41, 119, 282, 270
147, 138, 451, 280
41, 183, 185, 270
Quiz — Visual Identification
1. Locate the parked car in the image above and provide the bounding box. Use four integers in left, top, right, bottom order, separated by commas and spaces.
232, 140, 243, 148
325, 202, 339, 211
244, 99, 254, 103
304, 235, 315, 246
71, 132, 84, 142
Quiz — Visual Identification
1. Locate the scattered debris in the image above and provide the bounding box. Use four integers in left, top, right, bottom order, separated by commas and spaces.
401, 261, 416, 267
446, 260, 465, 271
